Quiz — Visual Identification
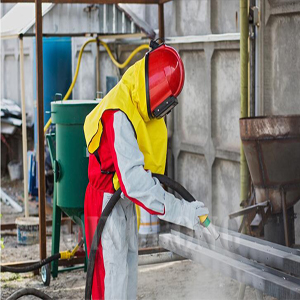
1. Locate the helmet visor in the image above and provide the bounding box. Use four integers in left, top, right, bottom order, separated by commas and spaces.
152, 96, 178, 119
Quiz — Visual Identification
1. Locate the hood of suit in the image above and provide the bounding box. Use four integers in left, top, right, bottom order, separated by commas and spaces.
84, 57, 168, 188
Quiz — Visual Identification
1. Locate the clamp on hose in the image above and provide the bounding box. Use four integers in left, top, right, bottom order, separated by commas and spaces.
60, 239, 84, 260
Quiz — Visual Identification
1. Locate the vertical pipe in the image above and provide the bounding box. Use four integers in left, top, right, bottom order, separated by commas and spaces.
240, 0, 250, 206
35, 0, 47, 260
255, 0, 263, 116
19, 36, 29, 218
96, 38, 100, 93
158, 3, 165, 41
249, 0, 256, 117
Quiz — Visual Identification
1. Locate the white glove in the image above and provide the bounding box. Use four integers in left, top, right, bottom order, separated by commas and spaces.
158, 192, 209, 230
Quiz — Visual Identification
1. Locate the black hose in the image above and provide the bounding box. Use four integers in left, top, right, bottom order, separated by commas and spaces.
85, 174, 196, 299
1, 253, 61, 273
152, 173, 196, 203
6, 288, 52, 300
85, 189, 122, 300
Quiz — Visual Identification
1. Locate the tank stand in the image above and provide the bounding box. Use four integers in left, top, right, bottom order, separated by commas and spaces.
73, 214, 88, 272
281, 188, 290, 247
51, 183, 61, 278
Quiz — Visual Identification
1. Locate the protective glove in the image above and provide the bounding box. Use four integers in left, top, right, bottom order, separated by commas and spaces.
158, 192, 209, 231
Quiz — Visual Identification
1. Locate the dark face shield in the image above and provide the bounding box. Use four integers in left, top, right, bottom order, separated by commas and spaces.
152, 96, 178, 119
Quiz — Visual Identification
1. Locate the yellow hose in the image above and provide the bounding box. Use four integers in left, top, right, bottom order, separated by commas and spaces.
44, 39, 149, 132
99, 42, 149, 69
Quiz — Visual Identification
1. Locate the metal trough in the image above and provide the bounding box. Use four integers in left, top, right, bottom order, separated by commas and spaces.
240, 115, 300, 214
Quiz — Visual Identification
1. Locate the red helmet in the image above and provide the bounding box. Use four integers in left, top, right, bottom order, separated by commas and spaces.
145, 42, 185, 119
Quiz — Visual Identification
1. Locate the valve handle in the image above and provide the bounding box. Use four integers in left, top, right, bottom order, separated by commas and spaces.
199, 215, 211, 228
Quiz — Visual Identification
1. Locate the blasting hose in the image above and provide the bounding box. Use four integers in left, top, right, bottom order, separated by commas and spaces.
6, 288, 52, 300
85, 174, 196, 299
1, 239, 84, 274
0, 253, 61, 274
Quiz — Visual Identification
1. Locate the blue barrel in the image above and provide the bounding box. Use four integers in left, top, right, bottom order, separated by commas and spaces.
33, 37, 72, 148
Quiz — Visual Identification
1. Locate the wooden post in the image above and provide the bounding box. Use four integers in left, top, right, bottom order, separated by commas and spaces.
35, 0, 47, 260
19, 36, 29, 218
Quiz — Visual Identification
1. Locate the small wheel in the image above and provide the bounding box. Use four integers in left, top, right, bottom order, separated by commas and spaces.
41, 263, 51, 286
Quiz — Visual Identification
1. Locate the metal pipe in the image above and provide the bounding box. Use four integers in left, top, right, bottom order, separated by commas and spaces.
19, 36, 29, 218
96, 38, 100, 93
158, 3, 165, 41
249, 0, 256, 117
255, 0, 263, 116
240, 0, 250, 211
35, 0, 47, 260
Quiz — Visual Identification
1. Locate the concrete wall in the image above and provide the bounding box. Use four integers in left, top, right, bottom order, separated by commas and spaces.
166, 39, 241, 228
127, 0, 300, 236
133, 0, 242, 227
257, 0, 300, 243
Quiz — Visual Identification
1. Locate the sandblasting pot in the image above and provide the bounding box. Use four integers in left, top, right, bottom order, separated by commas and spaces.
51, 100, 99, 221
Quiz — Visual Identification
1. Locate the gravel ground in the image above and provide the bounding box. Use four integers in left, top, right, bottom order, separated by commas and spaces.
1, 260, 276, 300
1, 178, 276, 300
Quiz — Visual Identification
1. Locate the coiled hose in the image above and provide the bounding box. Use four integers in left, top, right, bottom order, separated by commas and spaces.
3, 175, 196, 300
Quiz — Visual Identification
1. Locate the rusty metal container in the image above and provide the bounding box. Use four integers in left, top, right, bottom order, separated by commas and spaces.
240, 115, 300, 214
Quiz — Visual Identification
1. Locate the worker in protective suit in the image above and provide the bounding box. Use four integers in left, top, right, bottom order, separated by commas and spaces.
83, 42, 209, 300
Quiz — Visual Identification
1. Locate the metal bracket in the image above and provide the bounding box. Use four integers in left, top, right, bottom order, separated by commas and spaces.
54, 160, 61, 182
250, 6, 260, 27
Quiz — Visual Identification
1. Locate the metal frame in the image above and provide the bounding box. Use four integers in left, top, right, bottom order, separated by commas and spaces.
160, 232, 300, 300
1, 0, 171, 3
190, 227, 300, 277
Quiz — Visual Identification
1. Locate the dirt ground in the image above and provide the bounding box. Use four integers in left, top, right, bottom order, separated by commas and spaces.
1, 260, 276, 300
1, 178, 276, 300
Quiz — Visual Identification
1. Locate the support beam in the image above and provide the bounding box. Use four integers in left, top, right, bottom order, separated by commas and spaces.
1, 0, 172, 3
160, 233, 300, 300
35, 0, 47, 260
19, 37, 29, 218
188, 228, 300, 277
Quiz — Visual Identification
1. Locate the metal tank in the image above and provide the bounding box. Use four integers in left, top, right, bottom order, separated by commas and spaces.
51, 100, 98, 220
240, 115, 300, 246
47, 99, 98, 278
